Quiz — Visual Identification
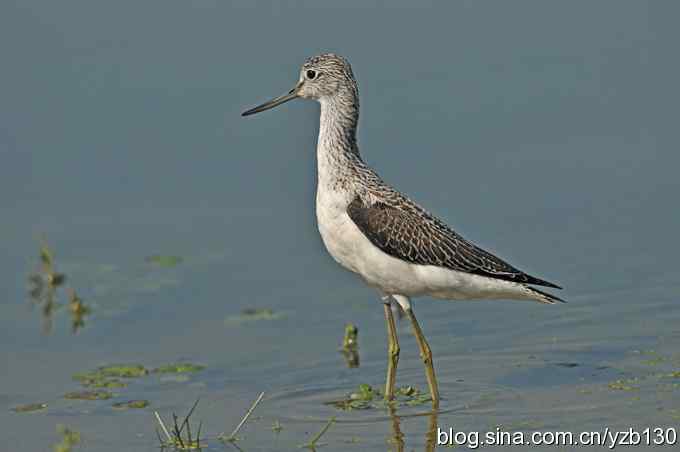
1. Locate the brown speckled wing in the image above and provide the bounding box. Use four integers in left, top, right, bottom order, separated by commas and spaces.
347, 195, 561, 289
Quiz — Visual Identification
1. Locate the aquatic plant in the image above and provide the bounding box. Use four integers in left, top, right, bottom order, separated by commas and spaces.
113, 400, 150, 410
64, 390, 113, 400
299, 417, 335, 450
340, 323, 360, 368
53, 425, 81, 452
155, 399, 203, 450
11, 402, 48, 413
73, 364, 148, 390
325, 384, 431, 410
219, 391, 265, 443
342, 323, 359, 350
153, 363, 205, 374
272, 420, 283, 434
607, 378, 640, 391
67, 289, 90, 334
27, 240, 90, 334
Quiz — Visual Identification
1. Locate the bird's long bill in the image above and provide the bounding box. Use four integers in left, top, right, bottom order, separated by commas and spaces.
242, 89, 298, 117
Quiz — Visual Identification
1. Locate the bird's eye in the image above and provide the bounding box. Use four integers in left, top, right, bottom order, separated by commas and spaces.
306, 70, 317, 80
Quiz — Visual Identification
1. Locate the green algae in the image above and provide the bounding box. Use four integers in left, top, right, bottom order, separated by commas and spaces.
72, 373, 127, 388
11, 403, 48, 413
153, 363, 205, 374
607, 378, 640, 391
53, 425, 80, 452
74, 362, 203, 391
112, 400, 149, 410
64, 390, 113, 400
73, 364, 147, 390
145, 255, 183, 267
325, 384, 430, 410
98, 364, 148, 378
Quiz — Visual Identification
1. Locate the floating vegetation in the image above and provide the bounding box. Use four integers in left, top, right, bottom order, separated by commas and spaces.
64, 390, 113, 400
71, 361, 203, 406
642, 357, 667, 366
27, 240, 90, 334
225, 308, 284, 325
97, 364, 149, 378
607, 378, 640, 391
299, 417, 335, 450
75, 377, 126, 389
53, 425, 81, 452
272, 420, 283, 434
325, 384, 431, 410
69, 365, 155, 401
145, 255, 184, 268
155, 399, 204, 450
73, 364, 148, 390
219, 391, 265, 443
11, 402, 48, 413
340, 323, 360, 368
153, 363, 205, 374
113, 400, 150, 410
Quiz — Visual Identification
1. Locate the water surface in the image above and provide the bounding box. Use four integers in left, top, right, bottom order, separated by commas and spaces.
2, 1, 680, 450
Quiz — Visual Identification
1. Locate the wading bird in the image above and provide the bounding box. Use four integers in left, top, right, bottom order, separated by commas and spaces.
242, 54, 562, 408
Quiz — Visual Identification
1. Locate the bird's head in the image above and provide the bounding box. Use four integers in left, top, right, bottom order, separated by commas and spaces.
242, 53, 358, 116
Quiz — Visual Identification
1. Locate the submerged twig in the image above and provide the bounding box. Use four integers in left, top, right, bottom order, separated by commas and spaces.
300, 417, 335, 449
221, 391, 265, 442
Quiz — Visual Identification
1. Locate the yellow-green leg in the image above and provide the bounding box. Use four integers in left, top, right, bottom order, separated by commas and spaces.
383, 302, 400, 401
406, 308, 440, 408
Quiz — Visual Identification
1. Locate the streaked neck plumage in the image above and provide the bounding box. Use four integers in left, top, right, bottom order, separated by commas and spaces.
316, 86, 361, 193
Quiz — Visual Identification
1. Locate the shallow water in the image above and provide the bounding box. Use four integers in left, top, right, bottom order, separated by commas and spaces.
2, 1, 680, 451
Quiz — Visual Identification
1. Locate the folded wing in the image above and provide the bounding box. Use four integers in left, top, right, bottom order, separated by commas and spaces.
347, 195, 561, 289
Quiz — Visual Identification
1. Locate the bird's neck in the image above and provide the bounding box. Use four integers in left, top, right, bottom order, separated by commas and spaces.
316, 94, 361, 190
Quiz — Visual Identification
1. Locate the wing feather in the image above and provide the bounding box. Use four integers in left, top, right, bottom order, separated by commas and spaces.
347, 195, 561, 289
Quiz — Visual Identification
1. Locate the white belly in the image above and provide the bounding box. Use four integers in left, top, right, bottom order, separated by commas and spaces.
317, 203, 421, 294
315, 192, 537, 302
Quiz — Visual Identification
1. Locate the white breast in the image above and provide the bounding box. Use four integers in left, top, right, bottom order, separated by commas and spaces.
316, 187, 426, 295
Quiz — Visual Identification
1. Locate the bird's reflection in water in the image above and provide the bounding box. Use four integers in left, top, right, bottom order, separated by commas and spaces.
388, 406, 438, 452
